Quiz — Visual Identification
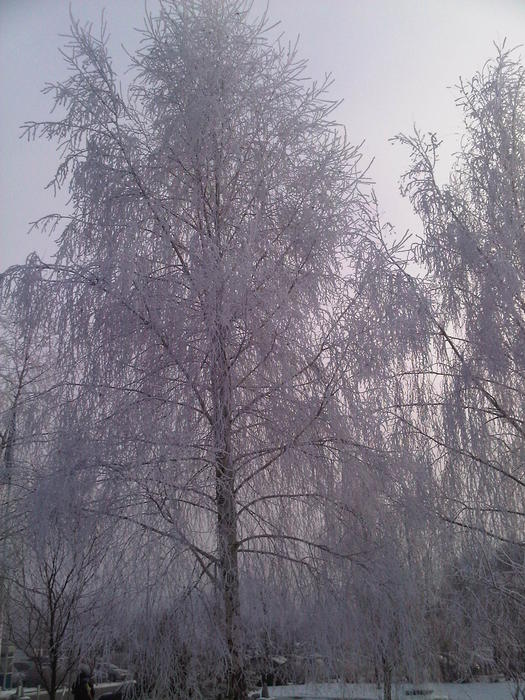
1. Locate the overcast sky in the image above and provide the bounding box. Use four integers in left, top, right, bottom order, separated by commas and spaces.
1, 0, 525, 270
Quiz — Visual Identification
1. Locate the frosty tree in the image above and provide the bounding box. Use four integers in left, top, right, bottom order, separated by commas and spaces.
0, 308, 51, 671
395, 44, 525, 683
3, 1, 424, 697
397, 44, 525, 546
8, 465, 108, 700
0, 303, 116, 698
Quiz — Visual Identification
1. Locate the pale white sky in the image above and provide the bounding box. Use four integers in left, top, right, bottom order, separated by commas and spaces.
1, 0, 525, 270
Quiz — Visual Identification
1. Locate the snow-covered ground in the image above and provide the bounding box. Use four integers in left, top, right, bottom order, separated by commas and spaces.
267, 681, 518, 700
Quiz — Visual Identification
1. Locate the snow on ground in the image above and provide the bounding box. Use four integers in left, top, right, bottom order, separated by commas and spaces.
268, 681, 517, 700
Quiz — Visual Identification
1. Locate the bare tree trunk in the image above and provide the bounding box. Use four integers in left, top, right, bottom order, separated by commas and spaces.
216, 464, 245, 700
0, 405, 16, 688
48, 612, 58, 700
213, 324, 246, 700
382, 657, 392, 700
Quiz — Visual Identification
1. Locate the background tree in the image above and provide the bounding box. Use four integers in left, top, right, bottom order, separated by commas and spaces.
395, 43, 525, 687
397, 43, 525, 545
8, 441, 110, 700
0, 306, 52, 678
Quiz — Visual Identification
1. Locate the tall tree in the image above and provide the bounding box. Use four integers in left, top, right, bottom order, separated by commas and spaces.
3, 1, 422, 697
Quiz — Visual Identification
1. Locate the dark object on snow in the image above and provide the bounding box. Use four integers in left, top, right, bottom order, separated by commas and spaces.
72, 671, 95, 700
98, 682, 138, 700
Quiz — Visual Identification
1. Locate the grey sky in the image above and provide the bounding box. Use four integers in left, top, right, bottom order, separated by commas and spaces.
1, 0, 525, 270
